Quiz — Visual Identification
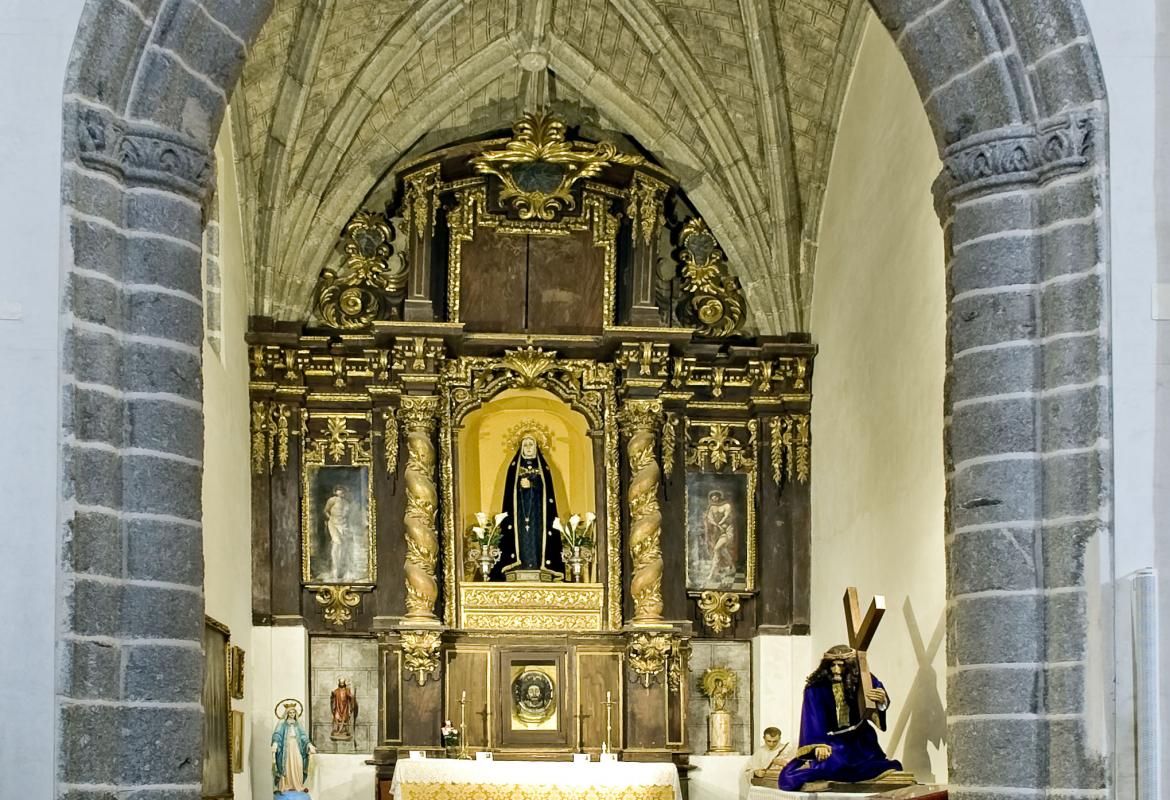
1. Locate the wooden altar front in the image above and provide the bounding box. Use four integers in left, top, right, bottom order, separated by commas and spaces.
247, 112, 815, 791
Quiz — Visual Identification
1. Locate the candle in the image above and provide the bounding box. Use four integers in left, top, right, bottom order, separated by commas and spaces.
606, 691, 611, 703
461, 690, 466, 702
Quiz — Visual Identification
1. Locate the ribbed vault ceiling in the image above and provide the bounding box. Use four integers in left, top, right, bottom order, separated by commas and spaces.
230, 0, 867, 332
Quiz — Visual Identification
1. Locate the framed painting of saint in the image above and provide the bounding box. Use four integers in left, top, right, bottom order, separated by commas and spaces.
685, 470, 755, 592
201, 617, 232, 799
303, 464, 374, 584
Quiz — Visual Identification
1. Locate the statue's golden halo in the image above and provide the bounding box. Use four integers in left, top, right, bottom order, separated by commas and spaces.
274, 698, 304, 719
503, 419, 554, 456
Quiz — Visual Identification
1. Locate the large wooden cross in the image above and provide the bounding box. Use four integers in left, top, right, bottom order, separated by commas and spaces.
843, 586, 886, 713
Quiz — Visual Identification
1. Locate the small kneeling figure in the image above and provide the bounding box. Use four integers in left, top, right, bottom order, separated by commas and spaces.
778, 644, 902, 791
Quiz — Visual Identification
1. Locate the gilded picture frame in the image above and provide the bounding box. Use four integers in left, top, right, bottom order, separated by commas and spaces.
230, 710, 245, 773
301, 413, 376, 585
683, 420, 757, 593
228, 645, 245, 700
201, 617, 232, 800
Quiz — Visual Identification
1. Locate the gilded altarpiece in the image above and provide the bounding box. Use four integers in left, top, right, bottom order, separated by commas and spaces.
247, 113, 815, 791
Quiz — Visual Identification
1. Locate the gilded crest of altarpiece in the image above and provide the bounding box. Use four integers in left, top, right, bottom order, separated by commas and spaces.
247, 114, 814, 786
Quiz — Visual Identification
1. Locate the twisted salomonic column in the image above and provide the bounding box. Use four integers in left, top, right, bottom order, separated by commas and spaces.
400, 396, 440, 620
620, 399, 664, 623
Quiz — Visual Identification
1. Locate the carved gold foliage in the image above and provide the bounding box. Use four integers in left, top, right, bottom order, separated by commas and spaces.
401, 630, 442, 687
383, 408, 399, 476
314, 211, 406, 330
620, 400, 665, 623
470, 111, 643, 220
677, 219, 746, 338
667, 639, 688, 695
400, 165, 440, 241
251, 401, 269, 474
697, 591, 742, 634
501, 346, 558, 388
312, 585, 367, 628
770, 414, 810, 486
251, 401, 292, 473
689, 423, 752, 472
627, 632, 673, 689
628, 172, 667, 246
661, 413, 678, 478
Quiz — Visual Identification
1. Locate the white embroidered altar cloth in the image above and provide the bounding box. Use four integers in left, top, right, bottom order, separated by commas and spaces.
390, 757, 682, 800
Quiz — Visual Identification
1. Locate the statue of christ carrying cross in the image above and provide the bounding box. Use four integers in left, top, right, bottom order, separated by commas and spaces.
778, 588, 904, 792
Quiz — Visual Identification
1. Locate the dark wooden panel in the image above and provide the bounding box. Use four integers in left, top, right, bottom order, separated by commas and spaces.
625, 676, 668, 750
251, 470, 272, 624
372, 406, 406, 621
459, 232, 526, 332
576, 650, 623, 751
271, 422, 303, 621
401, 661, 443, 748
380, 647, 402, 744
660, 407, 688, 622
526, 231, 604, 334
445, 648, 491, 748
757, 414, 793, 631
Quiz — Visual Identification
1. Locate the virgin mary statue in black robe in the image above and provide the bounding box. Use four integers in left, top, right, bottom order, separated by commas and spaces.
490, 434, 565, 581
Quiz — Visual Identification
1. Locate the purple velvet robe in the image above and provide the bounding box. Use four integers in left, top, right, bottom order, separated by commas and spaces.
777, 675, 902, 791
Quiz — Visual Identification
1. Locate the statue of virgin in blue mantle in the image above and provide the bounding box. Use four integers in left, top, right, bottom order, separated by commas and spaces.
778, 645, 903, 792
271, 699, 316, 799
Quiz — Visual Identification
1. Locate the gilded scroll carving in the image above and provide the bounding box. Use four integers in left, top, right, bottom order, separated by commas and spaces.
620, 399, 665, 623
677, 219, 746, 338
314, 211, 406, 330
401, 630, 442, 687
401, 396, 441, 620
697, 591, 741, 634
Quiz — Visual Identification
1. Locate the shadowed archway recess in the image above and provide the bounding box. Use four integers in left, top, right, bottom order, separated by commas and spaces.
58, 0, 1111, 797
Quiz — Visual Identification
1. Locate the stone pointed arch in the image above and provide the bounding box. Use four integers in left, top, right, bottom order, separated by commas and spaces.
57, 1, 1112, 798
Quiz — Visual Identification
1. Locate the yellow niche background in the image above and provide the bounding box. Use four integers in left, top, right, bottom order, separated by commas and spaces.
457, 389, 597, 546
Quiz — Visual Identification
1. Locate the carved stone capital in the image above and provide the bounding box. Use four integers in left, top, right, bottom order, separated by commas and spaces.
75, 105, 214, 200
935, 110, 1099, 207
626, 632, 674, 689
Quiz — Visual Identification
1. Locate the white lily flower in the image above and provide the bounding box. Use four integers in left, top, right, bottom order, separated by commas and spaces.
475, 511, 488, 527
584, 511, 596, 525
471, 526, 484, 539
569, 514, 581, 529
494, 512, 509, 525
552, 518, 564, 532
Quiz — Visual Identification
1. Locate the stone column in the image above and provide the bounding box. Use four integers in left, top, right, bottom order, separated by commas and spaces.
399, 395, 441, 621
620, 398, 665, 624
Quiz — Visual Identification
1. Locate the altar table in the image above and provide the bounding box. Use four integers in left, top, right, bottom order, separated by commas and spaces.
390, 757, 683, 800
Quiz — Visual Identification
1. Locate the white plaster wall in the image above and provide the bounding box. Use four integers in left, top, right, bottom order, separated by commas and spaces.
202, 120, 255, 800
251, 625, 311, 799
0, 2, 84, 798
806, 13, 948, 784
1079, 0, 1166, 792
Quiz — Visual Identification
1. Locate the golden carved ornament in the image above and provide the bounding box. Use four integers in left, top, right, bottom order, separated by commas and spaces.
251, 401, 269, 474
677, 219, 746, 338
661, 413, 678, 478
383, 408, 399, 477
402, 397, 441, 620
620, 399, 665, 622
503, 419, 554, 456
314, 211, 406, 330
627, 632, 673, 689
697, 591, 742, 634
689, 422, 752, 472
501, 346, 558, 388
401, 630, 442, 687
470, 111, 643, 221
310, 585, 370, 628
699, 666, 738, 713
400, 164, 440, 241
667, 639, 688, 695
628, 172, 667, 247
272, 404, 291, 470
770, 413, 810, 486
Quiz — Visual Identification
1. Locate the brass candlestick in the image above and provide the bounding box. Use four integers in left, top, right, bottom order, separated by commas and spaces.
603, 690, 615, 753
458, 690, 471, 759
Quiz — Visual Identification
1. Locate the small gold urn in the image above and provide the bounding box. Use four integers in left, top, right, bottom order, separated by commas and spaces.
699, 667, 738, 755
